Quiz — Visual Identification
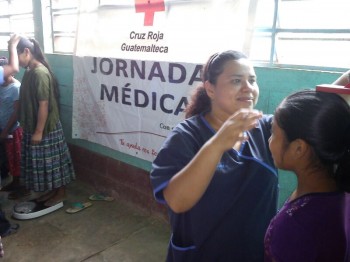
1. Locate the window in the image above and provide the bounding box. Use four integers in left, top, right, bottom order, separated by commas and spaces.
0, 0, 78, 54
0, 0, 348, 69
250, 0, 350, 69
0, 0, 34, 50
42, 0, 78, 53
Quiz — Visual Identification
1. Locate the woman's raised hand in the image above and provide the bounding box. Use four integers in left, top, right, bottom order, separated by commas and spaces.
211, 109, 263, 152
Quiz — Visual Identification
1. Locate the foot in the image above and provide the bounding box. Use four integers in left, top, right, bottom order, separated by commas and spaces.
44, 187, 66, 207
36, 190, 57, 202
44, 195, 66, 207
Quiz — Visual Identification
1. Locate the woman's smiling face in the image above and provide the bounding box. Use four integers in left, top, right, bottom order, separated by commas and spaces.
207, 58, 259, 116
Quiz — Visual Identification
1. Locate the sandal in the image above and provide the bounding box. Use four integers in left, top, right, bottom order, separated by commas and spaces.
65, 202, 92, 214
88, 193, 114, 202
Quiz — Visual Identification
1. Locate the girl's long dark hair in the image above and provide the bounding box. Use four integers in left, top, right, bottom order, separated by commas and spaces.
17, 37, 60, 107
185, 50, 247, 118
274, 90, 350, 192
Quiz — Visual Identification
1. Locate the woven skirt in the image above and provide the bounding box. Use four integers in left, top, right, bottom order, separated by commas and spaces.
20, 121, 75, 192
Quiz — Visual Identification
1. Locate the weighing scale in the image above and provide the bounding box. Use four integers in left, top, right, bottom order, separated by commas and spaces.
13, 200, 64, 220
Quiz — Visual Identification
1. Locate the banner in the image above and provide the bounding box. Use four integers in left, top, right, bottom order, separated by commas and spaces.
73, 0, 250, 161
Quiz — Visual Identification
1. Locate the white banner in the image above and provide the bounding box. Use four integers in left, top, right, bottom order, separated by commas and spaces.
73, 0, 250, 161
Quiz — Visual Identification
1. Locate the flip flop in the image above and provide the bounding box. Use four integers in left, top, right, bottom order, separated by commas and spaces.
89, 193, 114, 202
65, 202, 92, 214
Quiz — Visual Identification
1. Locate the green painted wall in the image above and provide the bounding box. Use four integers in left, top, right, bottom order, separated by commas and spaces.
5, 52, 345, 207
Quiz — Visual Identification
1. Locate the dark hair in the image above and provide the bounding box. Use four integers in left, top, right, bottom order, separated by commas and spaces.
17, 37, 60, 106
274, 89, 350, 192
185, 50, 247, 118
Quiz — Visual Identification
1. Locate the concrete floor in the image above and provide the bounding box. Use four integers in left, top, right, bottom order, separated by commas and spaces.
0, 179, 170, 262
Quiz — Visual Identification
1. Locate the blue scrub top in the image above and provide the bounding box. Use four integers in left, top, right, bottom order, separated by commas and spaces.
151, 113, 278, 262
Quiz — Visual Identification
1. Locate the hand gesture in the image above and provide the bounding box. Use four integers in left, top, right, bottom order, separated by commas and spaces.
212, 109, 263, 152
8, 34, 21, 48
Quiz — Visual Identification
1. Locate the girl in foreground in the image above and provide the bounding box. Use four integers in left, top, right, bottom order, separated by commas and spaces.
265, 90, 350, 261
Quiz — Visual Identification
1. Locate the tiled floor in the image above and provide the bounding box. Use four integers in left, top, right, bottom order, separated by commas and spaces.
0, 179, 170, 262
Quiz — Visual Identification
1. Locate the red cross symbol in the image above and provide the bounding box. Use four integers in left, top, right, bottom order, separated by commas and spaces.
135, 0, 165, 26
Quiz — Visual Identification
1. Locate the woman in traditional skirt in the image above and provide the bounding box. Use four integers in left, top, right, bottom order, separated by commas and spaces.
16, 36, 75, 206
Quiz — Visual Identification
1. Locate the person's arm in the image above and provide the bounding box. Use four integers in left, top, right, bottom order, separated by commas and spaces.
2, 35, 20, 79
0, 100, 19, 140
31, 100, 49, 145
163, 109, 262, 213
332, 70, 350, 86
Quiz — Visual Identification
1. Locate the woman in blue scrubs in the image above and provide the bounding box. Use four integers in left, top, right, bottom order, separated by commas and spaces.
150, 50, 278, 261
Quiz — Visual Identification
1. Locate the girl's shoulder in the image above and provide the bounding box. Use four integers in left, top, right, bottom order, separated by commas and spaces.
29, 66, 51, 83
32, 65, 49, 74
